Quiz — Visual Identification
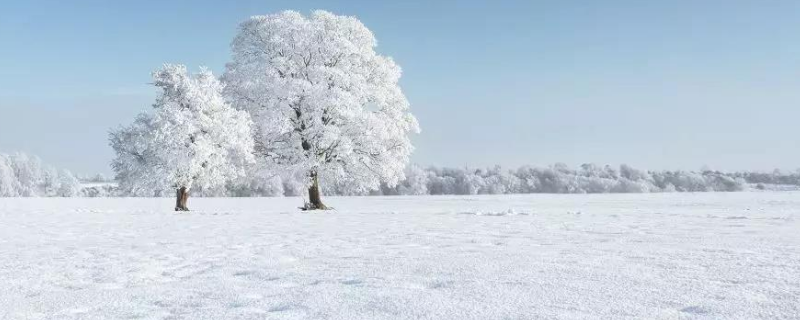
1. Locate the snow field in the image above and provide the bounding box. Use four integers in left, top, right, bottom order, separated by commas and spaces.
1, 193, 799, 319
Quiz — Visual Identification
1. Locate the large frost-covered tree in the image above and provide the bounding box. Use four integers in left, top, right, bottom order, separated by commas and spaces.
110, 64, 255, 210
224, 10, 419, 209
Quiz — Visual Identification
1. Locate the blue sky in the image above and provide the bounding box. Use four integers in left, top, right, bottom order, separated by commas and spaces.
1, 0, 800, 175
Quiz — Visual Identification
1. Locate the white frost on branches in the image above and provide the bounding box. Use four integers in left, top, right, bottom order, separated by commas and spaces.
110, 65, 255, 196
223, 10, 419, 193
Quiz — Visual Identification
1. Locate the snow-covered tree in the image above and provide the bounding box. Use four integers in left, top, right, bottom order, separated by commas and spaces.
0, 155, 20, 196
54, 170, 81, 197
9, 153, 43, 196
397, 165, 430, 195
110, 64, 255, 210
223, 10, 419, 209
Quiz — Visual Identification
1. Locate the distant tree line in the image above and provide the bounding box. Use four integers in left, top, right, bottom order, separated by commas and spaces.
4, 150, 799, 198
315, 163, 751, 196
0, 152, 81, 197
82, 163, 800, 197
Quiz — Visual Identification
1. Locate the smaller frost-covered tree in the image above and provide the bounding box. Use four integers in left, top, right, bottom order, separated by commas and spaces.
110, 64, 255, 210
224, 10, 419, 209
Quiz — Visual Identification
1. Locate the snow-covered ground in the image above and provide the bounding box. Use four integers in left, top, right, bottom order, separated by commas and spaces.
1, 193, 799, 319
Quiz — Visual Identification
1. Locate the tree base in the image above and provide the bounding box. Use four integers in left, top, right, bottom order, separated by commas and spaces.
175, 187, 189, 212
299, 202, 331, 211
303, 172, 330, 211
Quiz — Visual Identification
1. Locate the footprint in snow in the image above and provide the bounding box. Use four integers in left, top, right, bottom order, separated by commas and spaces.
269, 305, 291, 312
269, 303, 306, 313
426, 280, 453, 289
233, 270, 257, 277
680, 306, 708, 314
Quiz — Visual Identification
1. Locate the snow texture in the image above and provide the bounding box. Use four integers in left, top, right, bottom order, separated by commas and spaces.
2, 193, 799, 319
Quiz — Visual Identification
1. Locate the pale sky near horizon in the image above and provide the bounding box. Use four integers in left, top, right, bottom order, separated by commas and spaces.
1, 0, 799, 175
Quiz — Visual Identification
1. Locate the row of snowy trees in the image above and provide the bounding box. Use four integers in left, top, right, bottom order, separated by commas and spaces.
110, 11, 418, 210
0, 152, 81, 197
379, 164, 747, 196
4, 154, 795, 198
176, 163, 748, 197
732, 170, 800, 188
4, 160, 792, 198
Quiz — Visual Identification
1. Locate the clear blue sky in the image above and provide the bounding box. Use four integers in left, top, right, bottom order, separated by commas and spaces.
1, 0, 799, 175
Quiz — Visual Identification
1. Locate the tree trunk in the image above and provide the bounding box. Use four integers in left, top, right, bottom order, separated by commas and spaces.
175, 187, 189, 211
306, 172, 327, 210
